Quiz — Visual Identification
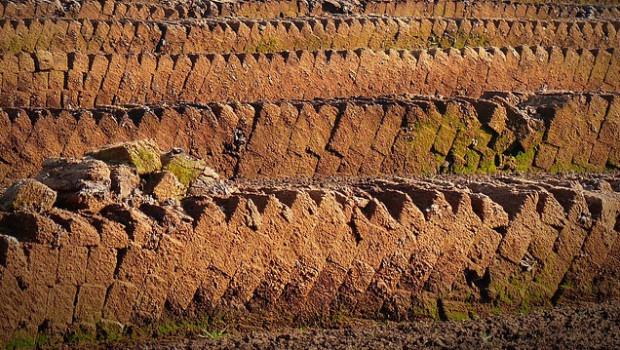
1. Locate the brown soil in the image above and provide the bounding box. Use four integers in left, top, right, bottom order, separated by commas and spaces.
2, 167, 620, 345
65, 302, 620, 350
2, 93, 619, 187
1, 0, 619, 347
2, 45, 617, 109
3, 0, 619, 20
3, 17, 617, 57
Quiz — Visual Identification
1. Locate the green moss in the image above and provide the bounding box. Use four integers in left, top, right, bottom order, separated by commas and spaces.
433, 125, 457, 156
478, 151, 497, 174
4, 333, 52, 349
438, 36, 452, 49
492, 130, 516, 153
472, 127, 494, 152
64, 327, 94, 344
466, 33, 490, 48
411, 297, 440, 321
433, 152, 447, 173
549, 162, 587, 174
450, 130, 475, 160
449, 312, 470, 322
5, 338, 36, 350
412, 122, 441, 151
395, 32, 425, 50
304, 34, 324, 51
164, 163, 200, 187
462, 150, 481, 174
515, 148, 535, 172
559, 278, 576, 290
255, 37, 281, 53
87, 140, 162, 175
161, 154, 207, 187
492, 281, 515, 305
132, 148, 161, 174
452, 31, 469, 50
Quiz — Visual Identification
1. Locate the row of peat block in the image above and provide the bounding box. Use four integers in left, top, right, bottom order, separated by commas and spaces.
1, 0, 618, 21
1, 92, 618, 188
1, 174, 619, 344
1, 17, 618, 56
0, 46, 617, 109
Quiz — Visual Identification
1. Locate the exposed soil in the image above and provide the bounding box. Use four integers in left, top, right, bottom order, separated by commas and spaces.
1, 0, 619, 348
64, 302, 620, 350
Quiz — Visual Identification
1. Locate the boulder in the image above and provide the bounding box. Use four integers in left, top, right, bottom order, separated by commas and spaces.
36, 158, 111, 192
161, 150, 219, 187
0, 179, 56, 212
86, 139, 161, 175
35, 158, 111, 210
144, 171, 186, 202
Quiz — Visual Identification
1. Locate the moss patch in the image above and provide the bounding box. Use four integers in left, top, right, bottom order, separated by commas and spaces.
515, 148, 536, 172
87, 139, 162, 175
161, 153, 208, 187
255, 37, 281, 53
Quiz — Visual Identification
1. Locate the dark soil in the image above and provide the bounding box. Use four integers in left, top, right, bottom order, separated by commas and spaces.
65, 302, 620, 350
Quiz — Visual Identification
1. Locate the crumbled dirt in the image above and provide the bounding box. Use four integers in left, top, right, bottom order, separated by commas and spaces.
64, 302, 620, 350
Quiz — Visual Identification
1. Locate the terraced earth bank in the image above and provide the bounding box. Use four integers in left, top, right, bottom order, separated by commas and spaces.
0, 0, 619, 348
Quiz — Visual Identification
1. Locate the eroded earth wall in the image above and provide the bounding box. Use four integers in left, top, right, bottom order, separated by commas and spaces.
1, 93, 619, 187
0, 0, 619, 346
0, 46, 618, 108
1, 174, 620, 342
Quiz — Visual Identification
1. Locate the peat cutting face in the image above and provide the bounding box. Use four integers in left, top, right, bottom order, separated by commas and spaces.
0, 0, 619, 347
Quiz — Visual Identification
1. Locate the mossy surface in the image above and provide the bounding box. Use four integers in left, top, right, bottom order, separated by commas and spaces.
162, 154, 207, 187
515, 148, 536, 172
254, 37, 281, 53
87, 140, 162, 175
132, 148, 162, 175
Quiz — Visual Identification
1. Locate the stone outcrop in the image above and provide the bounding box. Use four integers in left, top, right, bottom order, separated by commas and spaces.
145, 170, 186, 201
35, 157, 112, 210
86, 139, 162, 175
161, 150, 219, 188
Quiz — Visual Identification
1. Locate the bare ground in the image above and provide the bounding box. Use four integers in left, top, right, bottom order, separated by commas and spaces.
61, 302, 620, 350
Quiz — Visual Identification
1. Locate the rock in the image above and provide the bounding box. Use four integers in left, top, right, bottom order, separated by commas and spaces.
110, 165, 140, 199
0, 179, 56, 212
35, 158, 111, 210
144, 171, 186, 201
36, 158, 111, 192
161, 150, 219, 187
86, 139, 162, 175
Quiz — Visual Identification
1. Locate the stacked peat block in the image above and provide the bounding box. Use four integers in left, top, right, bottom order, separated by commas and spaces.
0, 0, 619, 345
